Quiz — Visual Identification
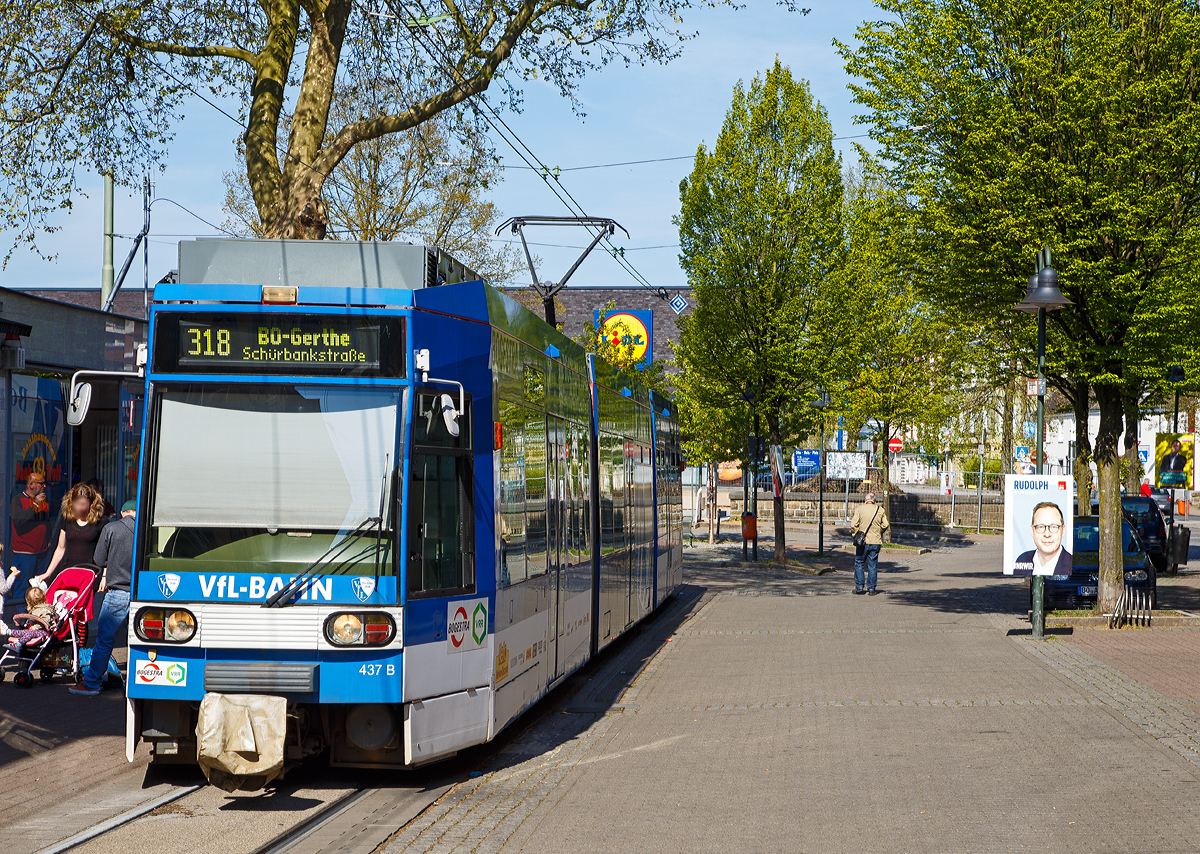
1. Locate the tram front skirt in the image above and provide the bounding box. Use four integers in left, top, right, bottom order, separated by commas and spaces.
196, 692, 288, 792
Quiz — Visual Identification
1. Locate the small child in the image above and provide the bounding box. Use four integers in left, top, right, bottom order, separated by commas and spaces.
0, 564, 20, 635
6, 585, 58, 654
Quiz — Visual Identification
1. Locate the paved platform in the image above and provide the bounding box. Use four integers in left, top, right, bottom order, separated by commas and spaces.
7, 538, 1200, 852
385, 541, 1200, 853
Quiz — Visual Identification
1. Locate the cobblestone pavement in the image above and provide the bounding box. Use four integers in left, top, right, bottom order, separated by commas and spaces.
380, 542, 1200, 854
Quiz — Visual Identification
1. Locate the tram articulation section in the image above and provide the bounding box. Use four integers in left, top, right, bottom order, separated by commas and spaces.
121, 239, 683, 790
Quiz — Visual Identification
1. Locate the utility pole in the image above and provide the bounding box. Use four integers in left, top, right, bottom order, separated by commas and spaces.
101, 171, 114, 309
751, 411, 760, 563
977, 425, 986, 534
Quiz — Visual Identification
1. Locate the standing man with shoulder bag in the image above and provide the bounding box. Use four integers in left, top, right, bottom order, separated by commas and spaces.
850, 492, 890, 596
69, 500, 135, 695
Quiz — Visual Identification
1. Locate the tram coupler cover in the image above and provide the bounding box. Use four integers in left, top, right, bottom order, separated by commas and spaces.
196, 693, 287, 792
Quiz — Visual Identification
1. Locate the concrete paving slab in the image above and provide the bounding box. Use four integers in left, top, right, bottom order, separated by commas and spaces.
379, 542, 1200, 854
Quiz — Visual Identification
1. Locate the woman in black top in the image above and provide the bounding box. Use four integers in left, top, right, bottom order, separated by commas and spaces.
36, 484, 106, 585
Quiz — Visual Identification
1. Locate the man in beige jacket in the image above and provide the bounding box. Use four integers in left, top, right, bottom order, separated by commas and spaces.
850, 492, 889, 595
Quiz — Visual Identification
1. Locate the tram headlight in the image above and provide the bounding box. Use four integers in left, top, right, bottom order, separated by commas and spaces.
324, 612, 395, 646
328, 613, 363, 645
135, 607, 197, 643
165, 610, 197, 642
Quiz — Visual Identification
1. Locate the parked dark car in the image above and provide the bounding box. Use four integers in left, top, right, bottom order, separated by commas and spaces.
1148, 486, 1174, 521
1120, 495, 1173, 573
1037, 516, 1156, 611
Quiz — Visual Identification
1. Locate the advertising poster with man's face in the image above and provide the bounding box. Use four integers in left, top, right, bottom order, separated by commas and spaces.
1003, 474, 1074, 576
1154, 433, 1195, 489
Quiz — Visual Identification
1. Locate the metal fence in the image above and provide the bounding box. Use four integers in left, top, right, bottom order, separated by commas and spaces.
729, 464, 1007, 532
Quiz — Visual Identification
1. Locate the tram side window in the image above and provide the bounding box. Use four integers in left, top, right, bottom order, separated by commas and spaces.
600, 435, 614, 555
525, 410, 548, 580
499, 400, 527, 587
612, 441, 626, 553
408, 454, 473, 595
408, 392, 474, 597
579, 440, 591, 566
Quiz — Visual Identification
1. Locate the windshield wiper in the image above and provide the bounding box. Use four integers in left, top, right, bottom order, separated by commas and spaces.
262, 515, 381, 608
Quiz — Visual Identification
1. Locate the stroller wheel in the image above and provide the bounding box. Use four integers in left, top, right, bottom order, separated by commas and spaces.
13, 671, 32, 689
39, 668, 55, 682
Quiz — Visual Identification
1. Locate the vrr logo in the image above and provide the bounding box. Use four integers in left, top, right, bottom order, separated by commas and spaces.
472, 603, 487, 646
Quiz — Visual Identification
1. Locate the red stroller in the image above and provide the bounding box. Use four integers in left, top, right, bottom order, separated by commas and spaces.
1, 567, 96, 688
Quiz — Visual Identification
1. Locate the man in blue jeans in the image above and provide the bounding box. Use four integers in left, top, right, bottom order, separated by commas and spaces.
69, 499, 135, 696
849, 492, 890, 595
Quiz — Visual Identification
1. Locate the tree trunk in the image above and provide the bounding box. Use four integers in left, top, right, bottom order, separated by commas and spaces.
1075, 381, 1094, 513
253, 0, 352, 240
707, 464, 715, 545
767, 414, 786, 565
880, 419, 892, 494
1122, 388, 1142, 494
1002, 369, 1015, 474
1073, 379, 1092, 514
1095, 386, 1126, 615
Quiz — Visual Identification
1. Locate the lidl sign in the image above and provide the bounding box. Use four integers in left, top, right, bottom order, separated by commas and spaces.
595, 309, 653, 370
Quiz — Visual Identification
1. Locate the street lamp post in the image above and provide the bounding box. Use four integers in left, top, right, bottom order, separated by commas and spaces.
812, 391, 831, 554
1167, 365, 1186, 532
741, 385, 759, 562
1014, 255, 1073, 639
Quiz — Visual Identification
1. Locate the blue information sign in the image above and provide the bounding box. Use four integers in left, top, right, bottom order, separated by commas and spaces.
792, 449, 821, 469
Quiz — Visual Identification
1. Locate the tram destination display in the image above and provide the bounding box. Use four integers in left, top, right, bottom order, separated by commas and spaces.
153, 313, 404, 376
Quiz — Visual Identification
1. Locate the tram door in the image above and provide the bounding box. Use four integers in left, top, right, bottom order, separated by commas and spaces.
547, 417, 568, 680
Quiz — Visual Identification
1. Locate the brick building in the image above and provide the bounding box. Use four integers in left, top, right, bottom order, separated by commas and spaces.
501, 284, 693, 366
17, 286, 152, 320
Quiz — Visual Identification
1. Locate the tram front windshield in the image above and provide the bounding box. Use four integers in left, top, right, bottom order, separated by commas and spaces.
146, 385, 399, 579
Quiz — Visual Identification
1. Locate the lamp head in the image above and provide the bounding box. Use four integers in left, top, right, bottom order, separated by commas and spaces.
1168, 364, 1186, 384
1014, 265, 1072, 312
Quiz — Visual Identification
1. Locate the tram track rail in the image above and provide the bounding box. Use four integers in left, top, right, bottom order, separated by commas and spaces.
246, 786, 373, 854
35, 783, 205, 854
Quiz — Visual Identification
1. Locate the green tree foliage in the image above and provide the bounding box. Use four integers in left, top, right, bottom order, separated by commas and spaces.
675, 61, 853, 563
222, 81, 519, 283
837, 164, 990, 486
0, 0, 733, 254
839, 0, 1200, 612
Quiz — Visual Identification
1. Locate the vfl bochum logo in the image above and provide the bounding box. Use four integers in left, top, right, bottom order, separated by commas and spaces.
351, 577, 376, 602
158, 573, 181, 599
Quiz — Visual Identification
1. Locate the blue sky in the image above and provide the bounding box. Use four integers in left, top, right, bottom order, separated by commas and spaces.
1, 1, 883, 296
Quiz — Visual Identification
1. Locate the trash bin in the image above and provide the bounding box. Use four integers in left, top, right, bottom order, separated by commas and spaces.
741, 511, 757, 540
1179, 498, 1188, 517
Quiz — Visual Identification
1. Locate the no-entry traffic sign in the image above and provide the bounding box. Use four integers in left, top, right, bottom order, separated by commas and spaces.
888, 437, 903, 453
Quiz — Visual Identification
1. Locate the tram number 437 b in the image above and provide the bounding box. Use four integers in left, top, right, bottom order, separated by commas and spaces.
359, 664, 396, 677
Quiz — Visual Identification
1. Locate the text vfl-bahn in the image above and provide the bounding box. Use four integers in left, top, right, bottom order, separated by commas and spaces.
126, 273, 684, 785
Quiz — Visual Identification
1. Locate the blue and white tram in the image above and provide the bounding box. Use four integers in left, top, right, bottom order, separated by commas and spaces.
126, 245, 683, 787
